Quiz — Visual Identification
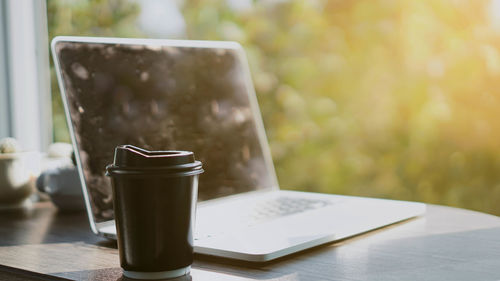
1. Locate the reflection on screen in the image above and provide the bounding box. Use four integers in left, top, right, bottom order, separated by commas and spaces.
55, 42, 274, 222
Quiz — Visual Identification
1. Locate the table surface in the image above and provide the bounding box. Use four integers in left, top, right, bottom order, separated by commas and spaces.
0, 201, 499, 281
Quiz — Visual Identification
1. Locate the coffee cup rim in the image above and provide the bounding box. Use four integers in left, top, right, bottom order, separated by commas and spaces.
105, 161, 203, 178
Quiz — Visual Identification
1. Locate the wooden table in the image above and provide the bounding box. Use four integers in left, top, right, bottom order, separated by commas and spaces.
0, 201, 499, 281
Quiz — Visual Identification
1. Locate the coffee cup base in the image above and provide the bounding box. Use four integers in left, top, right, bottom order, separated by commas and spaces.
123, 266, 190, 280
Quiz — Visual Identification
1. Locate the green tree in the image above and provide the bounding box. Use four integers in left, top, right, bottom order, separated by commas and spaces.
48, 0, 500, 215
181, 0, 500, 214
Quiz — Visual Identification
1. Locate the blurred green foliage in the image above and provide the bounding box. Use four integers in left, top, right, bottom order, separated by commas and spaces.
48, 0, 500, 215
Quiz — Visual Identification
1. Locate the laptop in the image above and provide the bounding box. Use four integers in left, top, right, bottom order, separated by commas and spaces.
51, 36, 425, 262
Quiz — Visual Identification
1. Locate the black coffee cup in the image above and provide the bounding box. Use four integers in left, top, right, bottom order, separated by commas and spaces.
106, 145, 203, 280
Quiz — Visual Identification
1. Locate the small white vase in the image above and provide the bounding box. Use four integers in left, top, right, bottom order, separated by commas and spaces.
0, 152, 37, 207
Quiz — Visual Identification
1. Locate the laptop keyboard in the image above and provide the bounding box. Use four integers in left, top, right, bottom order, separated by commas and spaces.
250, 197, 334, 223
195, 196, 336, 240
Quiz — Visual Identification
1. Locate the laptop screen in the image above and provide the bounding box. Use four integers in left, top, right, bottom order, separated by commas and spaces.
54, 40, 276, 222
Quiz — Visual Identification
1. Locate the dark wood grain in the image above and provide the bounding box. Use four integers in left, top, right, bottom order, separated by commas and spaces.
0, 201, 499, 281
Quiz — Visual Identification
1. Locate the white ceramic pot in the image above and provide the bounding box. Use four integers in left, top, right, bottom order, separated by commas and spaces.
0, 152, 37, 205
36, 166, 85, 211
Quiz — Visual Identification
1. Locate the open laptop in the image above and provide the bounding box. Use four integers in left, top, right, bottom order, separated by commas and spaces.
51, 36, 425, 262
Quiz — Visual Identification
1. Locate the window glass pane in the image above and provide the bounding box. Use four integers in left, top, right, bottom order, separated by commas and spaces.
47, 0, 500, 215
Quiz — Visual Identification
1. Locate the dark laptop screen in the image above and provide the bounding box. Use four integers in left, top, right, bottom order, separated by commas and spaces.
54, 40, 275, 222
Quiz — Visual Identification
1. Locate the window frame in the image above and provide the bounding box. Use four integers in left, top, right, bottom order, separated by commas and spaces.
0, 0, 51, 151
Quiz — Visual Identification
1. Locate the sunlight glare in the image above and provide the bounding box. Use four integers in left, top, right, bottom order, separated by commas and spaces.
489, 0, 500, 30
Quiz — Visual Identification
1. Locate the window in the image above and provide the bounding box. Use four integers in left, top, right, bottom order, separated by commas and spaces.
0, 0, 51, 151
46, 0, 500, 215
